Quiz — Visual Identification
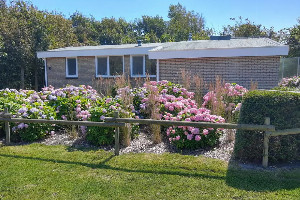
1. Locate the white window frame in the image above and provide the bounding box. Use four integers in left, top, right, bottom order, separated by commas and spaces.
130, 55, 156, 78
95, 55, 124, 78
66, 57, 78, 78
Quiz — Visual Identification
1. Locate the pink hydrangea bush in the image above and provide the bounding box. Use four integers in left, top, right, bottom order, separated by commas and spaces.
0, 88, 57, 141
166, 107, 225, 149
278, 76, 300, 90
202, 83, 248, 122
119, 80, 225, 149
0, 85, 137, 144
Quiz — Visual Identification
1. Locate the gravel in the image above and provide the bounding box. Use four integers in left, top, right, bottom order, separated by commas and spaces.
38, 128, 235, 162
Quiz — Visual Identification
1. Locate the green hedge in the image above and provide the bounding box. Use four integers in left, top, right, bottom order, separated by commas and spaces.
234, 90, 300, 164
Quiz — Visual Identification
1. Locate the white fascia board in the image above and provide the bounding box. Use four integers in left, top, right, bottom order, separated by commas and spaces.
37, 47, 155, 58
148, 46, 289, 59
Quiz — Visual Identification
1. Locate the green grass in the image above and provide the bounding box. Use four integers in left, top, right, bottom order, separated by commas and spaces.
0, 144, 299, 199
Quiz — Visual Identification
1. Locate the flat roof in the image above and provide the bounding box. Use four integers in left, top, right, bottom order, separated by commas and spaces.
37, 38, 289, 59
48, 43, 161, 52
37, 43, 161, 58
149, 38, 284, 52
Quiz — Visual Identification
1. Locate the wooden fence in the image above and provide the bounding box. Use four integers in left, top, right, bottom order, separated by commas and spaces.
1, 108, 299, 167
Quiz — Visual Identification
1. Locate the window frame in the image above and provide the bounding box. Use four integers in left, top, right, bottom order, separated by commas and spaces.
95, 55, 124, 78
130, 55, 156, 78
65, 57, 78, 78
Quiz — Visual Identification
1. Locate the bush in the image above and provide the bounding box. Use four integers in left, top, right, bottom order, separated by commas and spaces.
119, 80, 225, 149
278, 76, 300, 90
202, 83, 248, 123
0, 85, 137, 143
234, 90, 300, 164
86, 97, 138, 146
0, 89, 57, 142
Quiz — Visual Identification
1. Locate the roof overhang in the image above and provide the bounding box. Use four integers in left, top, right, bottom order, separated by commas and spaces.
148, 46, 289, 59
37, 47, 156, 58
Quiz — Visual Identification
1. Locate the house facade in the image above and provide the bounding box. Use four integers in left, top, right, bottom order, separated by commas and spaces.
37, 38, 289, 89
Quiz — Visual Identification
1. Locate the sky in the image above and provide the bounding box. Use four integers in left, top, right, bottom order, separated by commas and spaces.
29, 0, 300, 33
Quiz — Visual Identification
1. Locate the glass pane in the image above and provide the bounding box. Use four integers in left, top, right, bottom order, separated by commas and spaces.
279, 57, 299, 80
67, 58, 76, 76
97, 57, 108, 75
109, 56, 123, 76
132, 56, 144, 76
145, 55, 156, 75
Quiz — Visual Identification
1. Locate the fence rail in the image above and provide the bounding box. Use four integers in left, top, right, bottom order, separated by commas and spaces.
104, 117, 275, 131
1, 108, 299, 167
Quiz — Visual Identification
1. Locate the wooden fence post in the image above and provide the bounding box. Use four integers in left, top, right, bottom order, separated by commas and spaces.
4, 108, 11, 144
114, 111, 120, 156
262, 117, 270, 167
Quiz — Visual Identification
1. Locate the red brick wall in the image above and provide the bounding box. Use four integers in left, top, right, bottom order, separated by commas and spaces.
158, 56, 280, 89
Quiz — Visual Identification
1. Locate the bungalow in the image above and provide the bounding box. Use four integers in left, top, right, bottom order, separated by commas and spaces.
37, 37, 289, 89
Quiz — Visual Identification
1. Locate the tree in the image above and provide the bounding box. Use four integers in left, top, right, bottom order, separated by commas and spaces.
135, 15, 166, 43
286, 18, 300, 57
70, 11, 98, 45
166, 3, 209, 42
0, 0, 79, 90
96, 17, 136, 45
222, 17, 274, 38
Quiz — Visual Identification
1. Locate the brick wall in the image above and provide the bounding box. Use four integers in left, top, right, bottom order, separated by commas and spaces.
46, 57, 95, 88
46, 55, 155, 88
159, 56, 280, 89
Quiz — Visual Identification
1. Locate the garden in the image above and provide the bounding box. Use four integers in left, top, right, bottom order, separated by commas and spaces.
0, 76, 299, 199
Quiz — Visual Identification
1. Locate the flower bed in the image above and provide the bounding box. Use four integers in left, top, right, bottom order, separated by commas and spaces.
0, 85, 136, 144
118, 81, 225, 149
1, 81, 230, 150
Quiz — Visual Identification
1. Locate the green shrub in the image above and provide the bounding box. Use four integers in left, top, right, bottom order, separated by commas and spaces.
234, 90, 300, 164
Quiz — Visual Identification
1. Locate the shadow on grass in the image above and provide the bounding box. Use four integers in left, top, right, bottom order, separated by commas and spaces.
1, 153, 299, 192
225, 158, 300, 192
0, 153, 224, 181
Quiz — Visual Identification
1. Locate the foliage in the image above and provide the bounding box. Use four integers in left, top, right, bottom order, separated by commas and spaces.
278, 76, 300, 90
287, 18, 300, 57
202, 82, 248, 122
135, 15, 167, 43
222, 16, 275, 38
0, 88, 56, 141
119, 80, 225, 149
235, 90, 300, 163
167, 3, 209, 41
0, 85, 137, 144
0, 0, 78, 90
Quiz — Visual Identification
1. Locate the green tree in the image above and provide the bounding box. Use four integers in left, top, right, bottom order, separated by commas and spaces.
70, 11, 98, 45
135, 15, 166, 43
222, 17, 274, 38
287, 18, 300, 57
166, 3, 209, 42
0, 0, 79, 90
96, 17, 136, 45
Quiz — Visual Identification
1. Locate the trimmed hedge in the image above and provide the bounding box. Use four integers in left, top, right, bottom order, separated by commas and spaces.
234, 90, 300, 164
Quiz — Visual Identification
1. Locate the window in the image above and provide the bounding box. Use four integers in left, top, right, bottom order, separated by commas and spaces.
145, 55, 156, 76
131, 55, 145, 76
131, 55, 156, 77
66, 58, 77, 78
96, 57, 108, 76
109, 56, 123, 76
96, 56, 124, 77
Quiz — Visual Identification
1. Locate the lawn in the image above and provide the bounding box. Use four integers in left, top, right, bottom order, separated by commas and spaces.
0, 144, 299, 200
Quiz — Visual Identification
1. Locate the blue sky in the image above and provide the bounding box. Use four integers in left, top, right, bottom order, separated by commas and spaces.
30, 0, 300, 32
